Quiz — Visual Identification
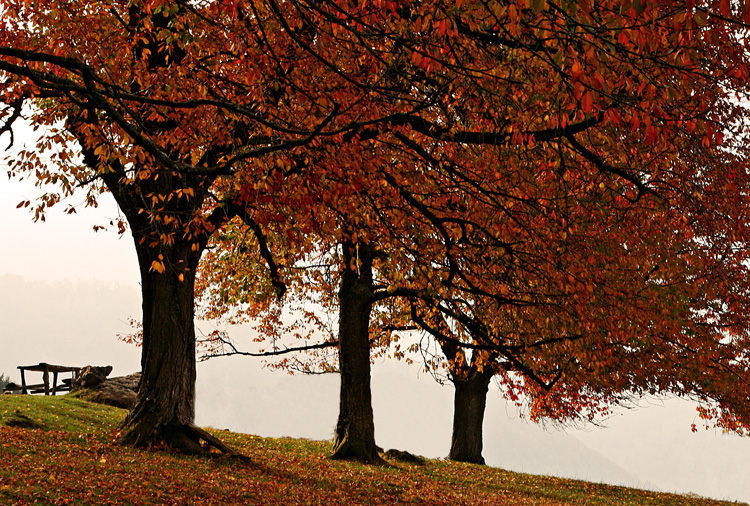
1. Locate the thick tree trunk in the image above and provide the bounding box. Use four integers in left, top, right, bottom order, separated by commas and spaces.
448, 369, 493, 465
118, 240, 203, 452
93, 164, 216, 453
69, 116, 241, 455
331, 241, 381, 463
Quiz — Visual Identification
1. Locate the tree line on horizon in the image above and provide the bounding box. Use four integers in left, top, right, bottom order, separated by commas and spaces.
3, 0, 750, 466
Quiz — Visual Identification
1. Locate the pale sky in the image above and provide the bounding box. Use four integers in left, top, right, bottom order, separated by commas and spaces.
2, 159, 750, 503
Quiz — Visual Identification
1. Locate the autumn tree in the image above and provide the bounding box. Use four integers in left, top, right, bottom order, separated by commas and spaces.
361, 0, 750, 440
195, 160, 415, 463
189, 0, 750, 464
0, 0, 427, 451
6, 0, 750, 465
227, 0, 750, 462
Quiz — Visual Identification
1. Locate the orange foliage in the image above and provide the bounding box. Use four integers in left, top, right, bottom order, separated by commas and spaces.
2, 0, 750, 434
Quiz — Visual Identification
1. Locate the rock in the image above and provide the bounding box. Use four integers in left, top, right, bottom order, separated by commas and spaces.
73, 372, 140, 410
95, 373, 140, 409
2, 382, 21, 394
73, 365, 113, 389
383, 449, 426, 465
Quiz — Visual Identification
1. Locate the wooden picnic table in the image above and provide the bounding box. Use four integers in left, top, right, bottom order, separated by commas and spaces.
3, 363, 82, 395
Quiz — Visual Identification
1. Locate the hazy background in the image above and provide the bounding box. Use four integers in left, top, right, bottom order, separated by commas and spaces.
2, 174, 750, 503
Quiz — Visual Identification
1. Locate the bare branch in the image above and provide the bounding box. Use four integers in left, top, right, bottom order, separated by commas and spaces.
0, 98, 23, 150
204, 339, 339, 358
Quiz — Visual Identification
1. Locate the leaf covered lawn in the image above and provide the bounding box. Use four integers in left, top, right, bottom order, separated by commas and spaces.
0, 396, 745, 506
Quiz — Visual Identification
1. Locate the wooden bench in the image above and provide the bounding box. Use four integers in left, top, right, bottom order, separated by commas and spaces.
2, 363, 82, 395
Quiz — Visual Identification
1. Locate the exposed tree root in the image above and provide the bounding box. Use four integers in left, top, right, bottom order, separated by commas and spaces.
331, 435, 384, 464
187, 423, 249, 460
119, 421, 249, 461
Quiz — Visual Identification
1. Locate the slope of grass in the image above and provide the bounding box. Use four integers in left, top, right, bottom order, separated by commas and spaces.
0, 395, 746, 506
1, 395, 123, 434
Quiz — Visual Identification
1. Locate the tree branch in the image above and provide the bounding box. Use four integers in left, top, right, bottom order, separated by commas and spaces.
0, 97, 23, 150
204, 338, 339, 358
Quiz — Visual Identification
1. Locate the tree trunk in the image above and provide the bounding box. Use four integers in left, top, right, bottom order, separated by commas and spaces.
448, 369, 493, 465
69, 116, 240, 455
331, 241, 381, 463
92, 164, 212, 453
118, 239, 204, 453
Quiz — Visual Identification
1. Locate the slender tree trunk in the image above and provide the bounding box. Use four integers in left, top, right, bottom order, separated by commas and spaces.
448, 369, 493, 465
331, 241, 381, 462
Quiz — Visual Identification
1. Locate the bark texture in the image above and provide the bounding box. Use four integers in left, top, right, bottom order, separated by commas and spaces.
118, 239, 202, 451
332, 241, 381, 463
448, 369, 493, 464
427, 319, 497, 466
89, 155, 213, 452
68, 65, 240, 453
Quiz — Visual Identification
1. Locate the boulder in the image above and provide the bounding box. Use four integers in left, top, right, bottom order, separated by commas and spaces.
72, 365, 113, 388
383, 449, 426, 465
94, 372, 140, 409
73, 372, 140, 410
2, 382, 21, 394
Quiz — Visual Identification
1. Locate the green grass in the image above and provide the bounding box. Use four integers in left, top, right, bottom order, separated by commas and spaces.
1, 395, 123, 435
0, 395, 746, 506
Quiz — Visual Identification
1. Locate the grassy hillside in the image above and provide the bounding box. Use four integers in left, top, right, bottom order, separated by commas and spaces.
0, 395, 745, 506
